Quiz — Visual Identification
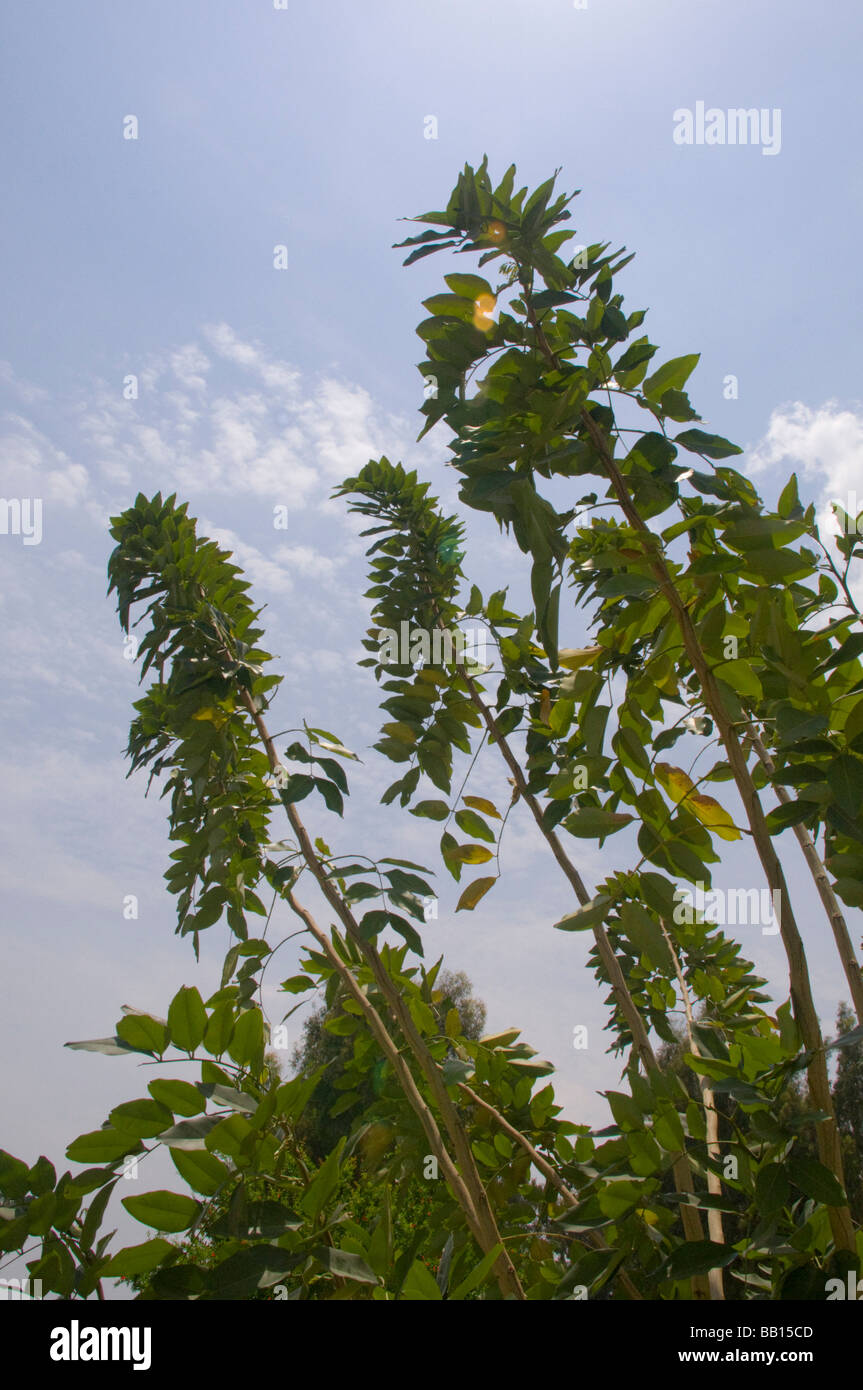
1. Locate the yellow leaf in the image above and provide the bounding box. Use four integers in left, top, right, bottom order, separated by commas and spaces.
454, 844, 494, 865
191, 707, 228, 728
445, 1008, 462, 1038
654, 762, 695, 803
472, 292, 497, 332
656, 763, 740, 839
456, 876, 496, 911
381, 721, 417, 745
463, 796, 501, 820
539, 689, 552, 725
688, 793, 741, 840
558, 646, 604, 672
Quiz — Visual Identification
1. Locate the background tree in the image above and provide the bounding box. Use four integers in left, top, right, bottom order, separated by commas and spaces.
832, 1003, 863, 1224
290, 969, 486, 1161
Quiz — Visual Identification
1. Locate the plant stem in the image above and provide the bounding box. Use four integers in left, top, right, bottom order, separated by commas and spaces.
448, 650, 711, 1280
458, 1081, 644, 1301
241, 688, 526, 1299
579, 407, 856, 1253
658, 919, 725, 1300
747, 729, 863, 1022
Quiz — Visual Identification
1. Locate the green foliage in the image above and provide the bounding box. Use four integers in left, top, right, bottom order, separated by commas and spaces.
3, 159, 862, 1302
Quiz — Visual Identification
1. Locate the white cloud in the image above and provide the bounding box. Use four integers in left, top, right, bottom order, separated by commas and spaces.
748, 400, 863, 529
170, 343, 210, 392
272, 543, 346, 582
202, 521, 295, 594
204, 322, 300, 396
0, 414, 88, 504
0, 360, 48, 404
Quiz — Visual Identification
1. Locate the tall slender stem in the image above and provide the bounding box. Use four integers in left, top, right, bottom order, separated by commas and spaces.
747, 729, 863, 1022
579, 408, 855, 1253
241, 688, 526, 1298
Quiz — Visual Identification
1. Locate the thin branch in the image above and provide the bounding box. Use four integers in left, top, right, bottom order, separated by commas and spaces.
458, 1082, 644, 1301
746, 729, 863, 1023
579, 406, 855, 1253
241, 688, 525, 1299
657, 919, 725, 1300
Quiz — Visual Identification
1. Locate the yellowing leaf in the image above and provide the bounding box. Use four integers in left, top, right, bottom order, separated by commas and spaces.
454, 844, 494, 865
688, 793, 741, 840
654, 762, 695, 803
539, 689, 552, 725
381, 721, 418, 745
472, 292, 497, 332
456, 876, 496, 912
655, 763, 740, 839
463, 796, 501, 820
191, 707, 229, 728
445, 1008, 461, 1038
558, 646, 604, 672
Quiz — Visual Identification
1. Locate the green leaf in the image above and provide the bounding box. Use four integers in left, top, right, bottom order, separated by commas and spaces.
167, 986, 207, 1052
103, 1238, 175, 1277
564, 808, 634, 838
206, 1244, 302, 1297
148, 1079, 205, 1117
402, 1258, 444, 1300
115, 1014, 169, 1056
824, 633, 863, 670
444, 272, 494, 300
675, 429, 742, 459
121, 1189, 201, 1233
715, 659, 762, 700
442, 1056, 475, 1085
765, 800, 814, 834
449, 1242, 505, 1299
554, 893, 612, 932
830, 754, 863, 817
411, 800, 450, 817
301, 1143, 344, 1222
157, 1115, 223, 1149
170, 1148, 231, 1196
311, 1246, 380, 1285
666, 1241, 735, 1279
643, 354, 700, 402
27, 1155, 56, 1196
755, 1163, 790, 1215
788, 1154, 847, 1206
422, 292, 475, 321
66, 1129, 140, 1165
109, 1099, 174, 1139
279, 775, 316, 806
203, 1001, 235, 1057
618, 901, 673, 972
777, 473, 802, 518
454, 808, 495, 842
227, 1008, 264, 1068
280, 974, 317, 997
606, 1090, 642, 1131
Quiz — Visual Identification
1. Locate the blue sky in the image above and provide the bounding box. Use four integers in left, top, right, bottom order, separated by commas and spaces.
1, 0, 862, 1294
